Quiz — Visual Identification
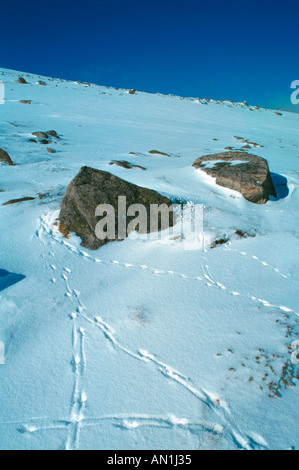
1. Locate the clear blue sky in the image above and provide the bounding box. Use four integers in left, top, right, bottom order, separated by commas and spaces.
0, 0, 298, 111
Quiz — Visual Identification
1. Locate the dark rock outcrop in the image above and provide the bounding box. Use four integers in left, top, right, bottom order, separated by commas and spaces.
192, 151, 277, 204
3, 197, 35, 206
31, 131, 60, 147
0, 149, 14, 166
32, 130, 60, 139
149, 150, 171, 157
32, 131, 48, 139
17, 77, 28, 84
109, 160, 146, 171
59, 166, 174, 250
46, 130, 60, 139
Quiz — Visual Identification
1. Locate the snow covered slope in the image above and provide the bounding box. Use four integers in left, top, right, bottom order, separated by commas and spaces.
0, 67, 298, 450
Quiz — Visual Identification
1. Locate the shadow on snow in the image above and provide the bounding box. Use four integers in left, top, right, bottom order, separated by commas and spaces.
270, 172, 289, 201
0, 269, 26, 292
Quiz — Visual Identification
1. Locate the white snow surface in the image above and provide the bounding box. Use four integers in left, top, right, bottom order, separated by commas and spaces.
0, 68, 298, 450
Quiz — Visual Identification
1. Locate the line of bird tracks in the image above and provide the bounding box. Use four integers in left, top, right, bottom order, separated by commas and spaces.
39, 212, 298, 320
20, 211, 298, 450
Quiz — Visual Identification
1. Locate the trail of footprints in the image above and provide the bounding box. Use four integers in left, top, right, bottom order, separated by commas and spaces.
227, 246, 290, 280
27, 226, 232, 449
21, 263, 262, 450
17, 263, 233, 449
62, 266, 252, 449
41, 212, 298, 319
16, 213, 298, 449
66, 309, 87, 451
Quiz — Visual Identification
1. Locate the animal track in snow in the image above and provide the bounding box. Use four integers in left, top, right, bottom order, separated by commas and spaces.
78, 312, 257, 449
39, 211, 299, 320
227, 247, 289, 279
65, 285, 88, 450
15, 413, 230, 449
34, 212, 296, 449
41, 212, 299, 347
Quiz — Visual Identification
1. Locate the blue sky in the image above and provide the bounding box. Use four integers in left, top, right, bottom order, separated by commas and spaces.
0, 0, 298, 111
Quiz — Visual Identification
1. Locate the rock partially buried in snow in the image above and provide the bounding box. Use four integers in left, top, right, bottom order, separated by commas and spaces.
59, 166, 174, 250
0, 148, 14, 166
192, 151, 277, 204
32, 131, 48, 139
46, 130, 60, 139
32, 130, 60, 139
17, 77, 28, 84
109, 160, 146, 171
3, 197, 35, 206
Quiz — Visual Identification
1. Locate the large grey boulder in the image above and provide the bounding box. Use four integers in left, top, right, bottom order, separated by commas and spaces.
0, 149, 14, 166
59, 166, 174, 250
192, 151, 277, 204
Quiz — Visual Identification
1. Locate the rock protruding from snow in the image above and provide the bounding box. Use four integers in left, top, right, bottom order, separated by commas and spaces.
17, 77, 28, 84
0, 148, 14, 166
192, 151, 277, 204
32, 131, 48, 139
46, 130, 60, 139
59, 166, 174, 250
